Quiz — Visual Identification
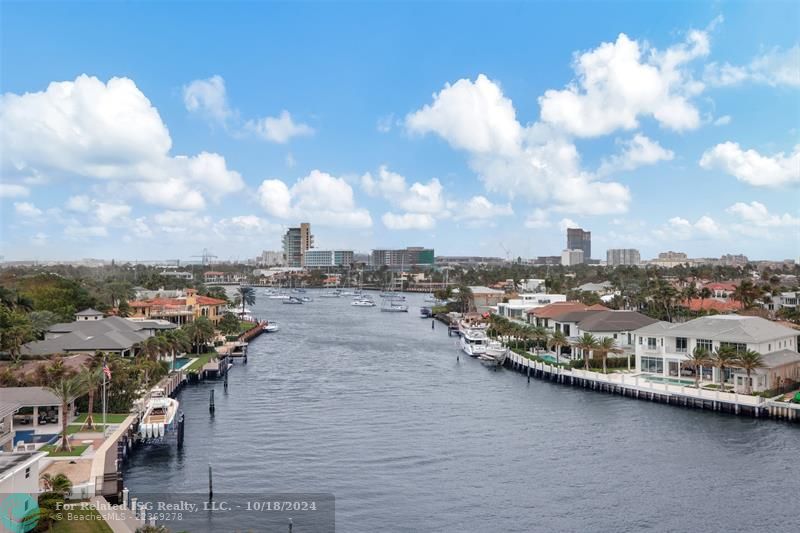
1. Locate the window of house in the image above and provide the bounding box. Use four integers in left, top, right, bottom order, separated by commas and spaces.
720, 342, 747, 353
641, 356, 663, 373
697, 339, 713, 352
25, 467, 30, 479
639, 337, 642, 345
648, 337, 657, 349
676, 337, 688, 353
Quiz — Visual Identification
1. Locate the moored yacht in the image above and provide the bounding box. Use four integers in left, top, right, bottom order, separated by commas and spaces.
460, 328, 489, 357
138, 388, 180, 441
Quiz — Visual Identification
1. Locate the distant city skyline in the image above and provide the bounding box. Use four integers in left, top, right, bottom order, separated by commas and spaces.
1, 2, 799, 261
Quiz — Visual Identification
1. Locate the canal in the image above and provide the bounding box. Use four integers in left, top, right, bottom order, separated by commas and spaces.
124, 291, 799, 532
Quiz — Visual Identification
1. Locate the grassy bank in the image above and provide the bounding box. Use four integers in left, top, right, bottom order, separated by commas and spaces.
41, 444, 89, 457
51, 507, 112, 533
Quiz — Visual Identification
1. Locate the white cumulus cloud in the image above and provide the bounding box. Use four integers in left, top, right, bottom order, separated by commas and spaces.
699, 142, 800, 187
246, 110, 314, 144
598, 133, 674, 175
1, 75, 244, 210
653, 215, 726, 241
14, 202, 42, 218
0, 184, 29, 198
539, 30, 709, 137
183, 75, 233, 124
726, 201, 800, 227
381, 212, 436, 230
704, 45, 800, 88
257, 170, 372, 228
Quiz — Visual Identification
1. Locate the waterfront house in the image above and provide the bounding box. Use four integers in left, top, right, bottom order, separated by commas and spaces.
572, 311, 659, 353
129, 288, 227, 325
0, 387, 71, 436
633, 315, 800, 392
21, 312, 175, 357
203, 271, 227, 284
467, 286, 505, 313
496, 294, 567, 321
576, 281, 614, 295
679, 298, 743, 314
0, 451, 47, 517
527, 302, 609, 328
703, 282, 738, 300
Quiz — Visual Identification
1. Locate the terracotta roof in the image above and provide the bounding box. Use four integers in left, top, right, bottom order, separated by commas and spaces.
680, 298, 742, 312
196, 296, 226, 305
527, 301, 609, 317
129, 297, 184, 307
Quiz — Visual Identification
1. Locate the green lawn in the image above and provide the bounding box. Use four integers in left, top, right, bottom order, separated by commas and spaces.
239, 320, 256, 333
66, 424, 109, 435
186, 353, 213, 372
51, 507, 112, 533
72, 413, 129, 424
41, 444, 90, 457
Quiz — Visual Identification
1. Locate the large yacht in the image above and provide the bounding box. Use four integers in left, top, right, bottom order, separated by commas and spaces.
137, 388, 180, 441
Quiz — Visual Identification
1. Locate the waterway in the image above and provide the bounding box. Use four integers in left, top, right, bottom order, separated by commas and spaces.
124, 291, 799, 532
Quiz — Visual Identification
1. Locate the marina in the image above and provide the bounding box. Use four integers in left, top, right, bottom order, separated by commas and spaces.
122, 291, 800, 532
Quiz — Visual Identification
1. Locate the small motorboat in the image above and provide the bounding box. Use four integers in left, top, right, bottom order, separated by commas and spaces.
283, 296, 303, 304
352, 298, 376, 307
420, 307, 432, 318
263, 322, 280, 332
301, 296, 313, 302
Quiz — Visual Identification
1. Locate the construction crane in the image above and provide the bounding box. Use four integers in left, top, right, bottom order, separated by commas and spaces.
191, 248, 218, 266
499, 242, 512, 263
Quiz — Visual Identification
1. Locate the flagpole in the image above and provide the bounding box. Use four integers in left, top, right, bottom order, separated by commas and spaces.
102, 355, 107, 436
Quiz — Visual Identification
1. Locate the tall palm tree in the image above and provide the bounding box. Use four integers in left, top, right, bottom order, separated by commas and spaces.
48, 376, 85, 451
548, 330, 568, 363
237, 286, 256, 316
41, 473, 73, 496
80, 366, 104, 430
184, 317, 215, 354
456, 285, 474, 313
733, 349, 765, 395
574, 333, 599, 371
683, 346, 711, 388
712, 346, 738, 391
595, 337, 622, 374
699, 287, 712, 312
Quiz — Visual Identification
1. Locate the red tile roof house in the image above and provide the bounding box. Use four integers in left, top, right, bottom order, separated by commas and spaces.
680, 298, 743, 313
703, 282, 738, 299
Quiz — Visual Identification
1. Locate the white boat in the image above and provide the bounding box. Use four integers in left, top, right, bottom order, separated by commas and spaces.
301, 296, 313, 302
340, 290, 355, 296
138, 388, 179, 440
263, 321, 280, 332
283, 296, 304, 304
483, 341, 509, 365
459, 318, 489, 337
268, 292, 291, 300
424, 294, 437, 303
460, 329, 489, 357
319, 290, 341, 298
352, 298, 376, 307
380, 300, 408, 312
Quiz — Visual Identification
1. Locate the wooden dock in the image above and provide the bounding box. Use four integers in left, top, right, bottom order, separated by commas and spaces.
504, 351, 800, 423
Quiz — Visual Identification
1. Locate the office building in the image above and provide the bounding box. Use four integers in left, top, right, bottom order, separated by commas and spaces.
566, 228, 591, 263
282, 223, 314, 267
371, 247, 434, 268
607, 249, 641, 266
258, 251, 286, 266
561, 249, 584, 266
302, 250, 354, 268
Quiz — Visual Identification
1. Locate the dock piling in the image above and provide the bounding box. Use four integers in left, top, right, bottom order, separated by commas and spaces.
209, 389, 215, 413
208, 464, 213, 499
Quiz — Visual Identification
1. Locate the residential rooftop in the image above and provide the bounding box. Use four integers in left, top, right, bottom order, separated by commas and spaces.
634, 315, 798, 343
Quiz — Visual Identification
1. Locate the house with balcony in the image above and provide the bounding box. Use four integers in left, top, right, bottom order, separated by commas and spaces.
496, 293, 567, 321
129, 288, 227, 325
633, 315, 800, 393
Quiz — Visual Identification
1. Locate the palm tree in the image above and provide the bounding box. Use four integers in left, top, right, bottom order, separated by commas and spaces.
574, 333, 599, 371
456, 285, 474, 313
548, 330, 568, 363
41, 472, 73, 496
699, 287, 712, 312
237, 286, 256, 317
530, 326, 548, 356
184, 317, 215, 354
712, 346, 738, 391
683, 346, 711, 388
80, 366, 104, 430
48, 376, 86, 451
733, 349, 765, 395
595, 337, 622, 374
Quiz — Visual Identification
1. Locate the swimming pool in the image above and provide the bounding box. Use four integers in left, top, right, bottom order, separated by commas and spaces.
643, 375, 695, 386
13, 431, 58, 446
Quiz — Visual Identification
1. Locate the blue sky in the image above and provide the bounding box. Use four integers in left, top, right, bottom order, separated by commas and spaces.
1, 1, 798, 262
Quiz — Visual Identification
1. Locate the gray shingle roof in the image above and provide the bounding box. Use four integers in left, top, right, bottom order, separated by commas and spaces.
553, 310, 604, 323
75, 308, 104, 316
22, 316, 175, 356
577, 311, 659, 332
761, 349, 800, 368
633, 315, 798, 343
0, 387, 63, 407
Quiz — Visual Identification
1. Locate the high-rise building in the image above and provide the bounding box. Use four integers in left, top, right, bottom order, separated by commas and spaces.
258, 251, 285, 266
566, 228, 591, 263
302, 250, 354, 268
561, 249, 584, 266
606, 248, 641, 266
282, 223, 314, 267
370, 247, 434, 268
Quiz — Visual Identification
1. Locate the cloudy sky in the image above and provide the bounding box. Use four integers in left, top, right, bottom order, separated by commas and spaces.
1, 2, 798, 262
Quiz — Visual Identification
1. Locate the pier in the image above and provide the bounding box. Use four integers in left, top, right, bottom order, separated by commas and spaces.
503, 351, 800, 423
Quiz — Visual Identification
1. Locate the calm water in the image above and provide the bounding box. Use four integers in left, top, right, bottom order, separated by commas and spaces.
125, 291, 799, 532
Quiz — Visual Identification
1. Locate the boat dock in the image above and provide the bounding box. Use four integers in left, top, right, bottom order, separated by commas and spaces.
504, 351, 800, 423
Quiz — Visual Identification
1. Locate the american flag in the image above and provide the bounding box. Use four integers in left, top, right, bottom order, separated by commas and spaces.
103, 363, 112, 381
